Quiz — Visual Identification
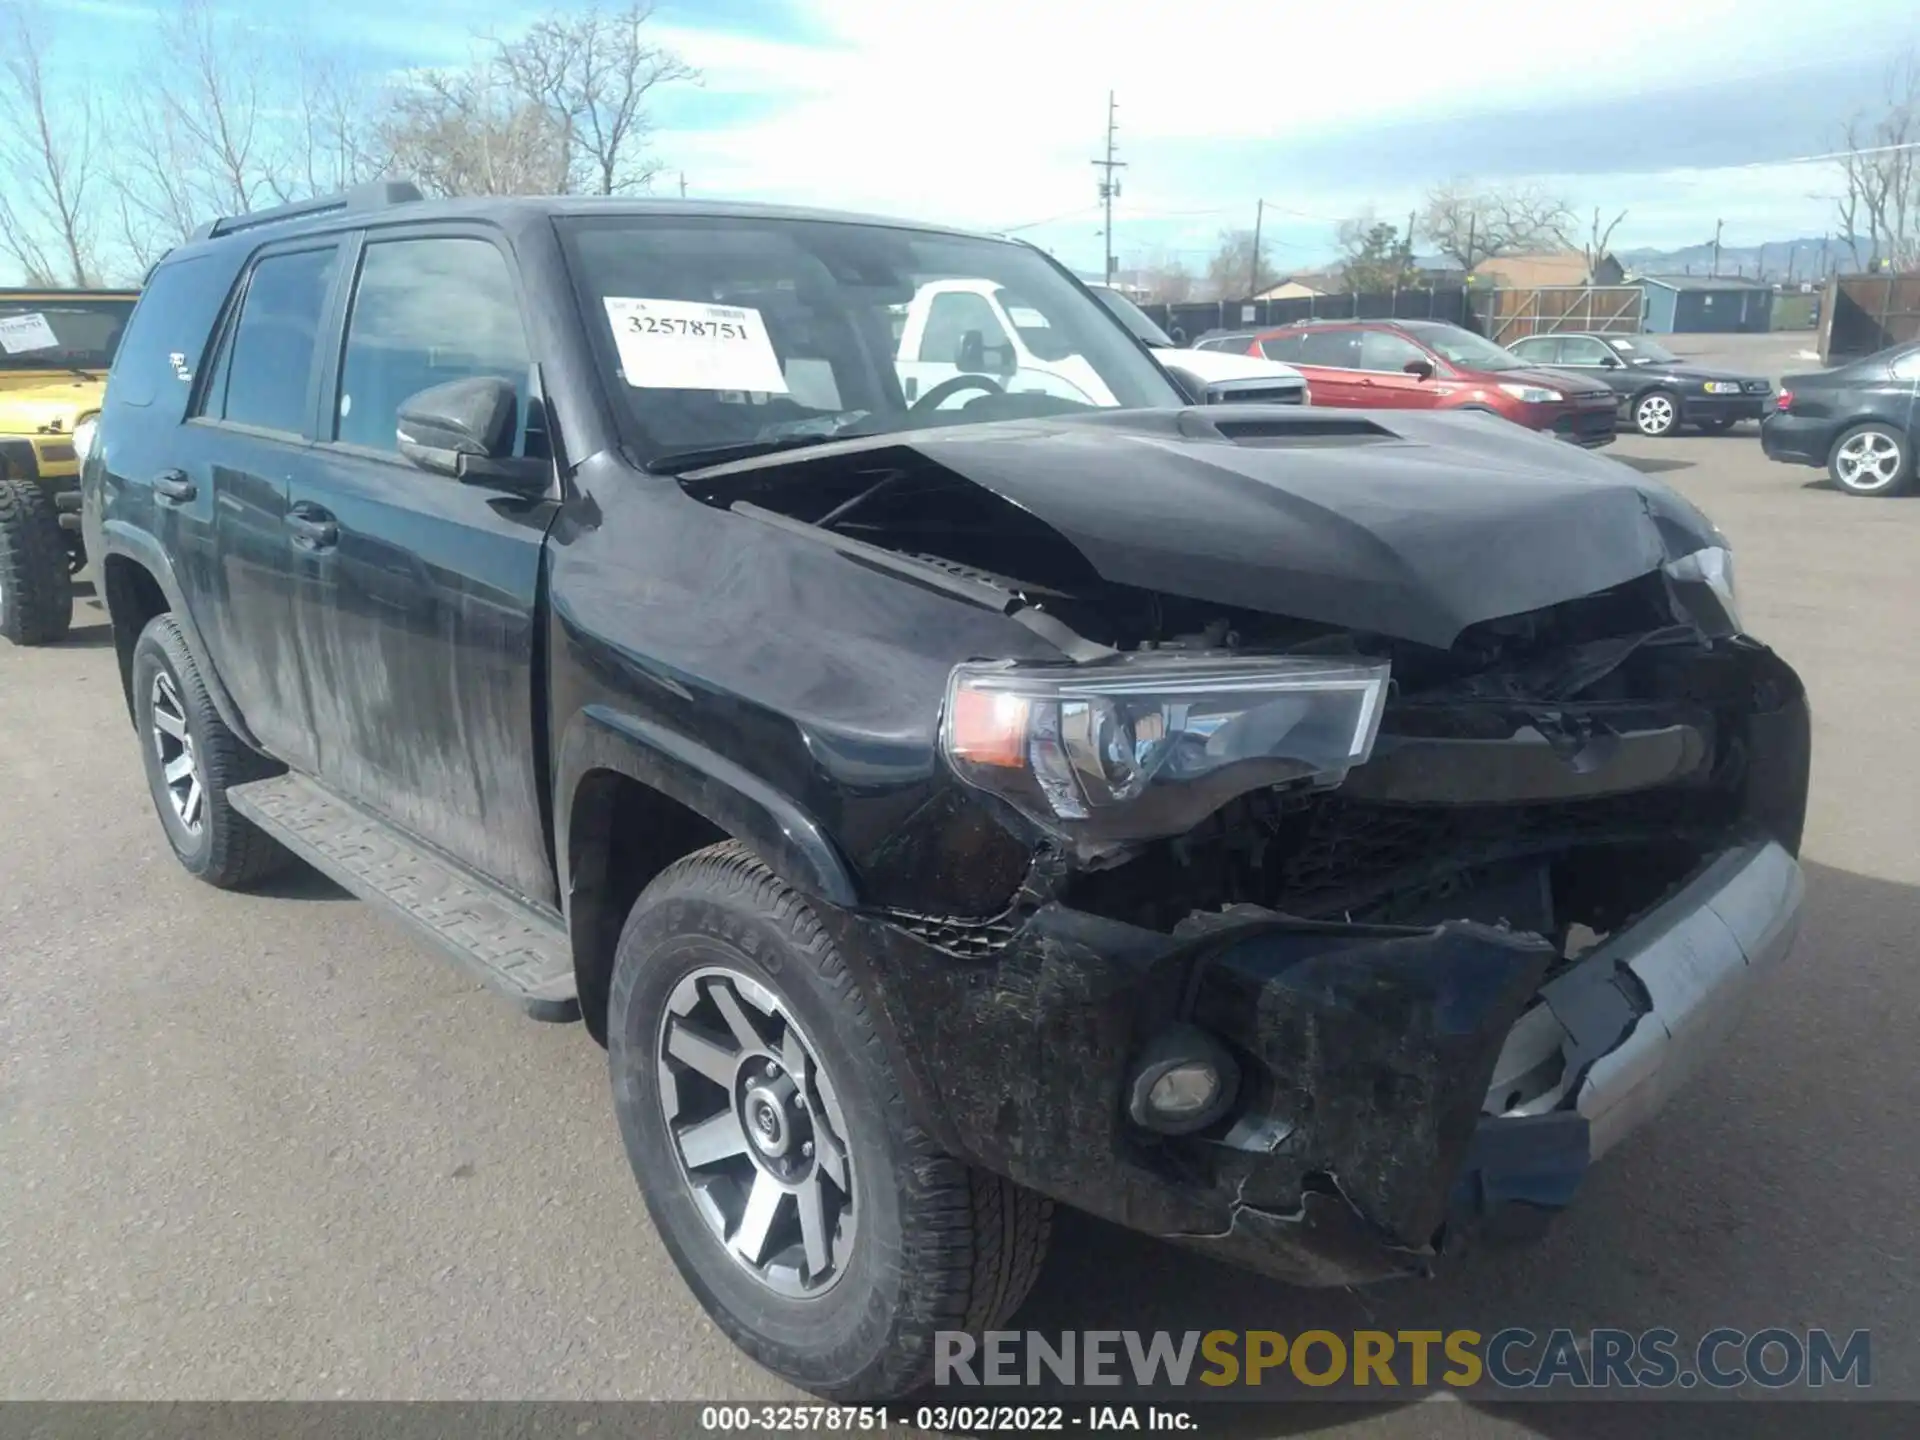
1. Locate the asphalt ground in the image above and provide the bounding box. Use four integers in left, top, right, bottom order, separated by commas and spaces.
4, 351, 1916, 1435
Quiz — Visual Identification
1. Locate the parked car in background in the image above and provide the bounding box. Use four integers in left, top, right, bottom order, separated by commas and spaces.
1505, 331, 1772, 437
1761, 341, 1920, 497
0, 287, 139, 645
1085, 285, 1308, 404
1239, 319, 1618, 446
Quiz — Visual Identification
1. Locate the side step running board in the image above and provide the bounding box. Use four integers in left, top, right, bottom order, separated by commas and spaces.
227, 773, 579, 1022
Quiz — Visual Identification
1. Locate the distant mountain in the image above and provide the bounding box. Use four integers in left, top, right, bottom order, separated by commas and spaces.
1614, 237, 1848, 282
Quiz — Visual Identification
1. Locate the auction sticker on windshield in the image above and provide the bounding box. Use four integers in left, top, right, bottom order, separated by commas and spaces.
604, 297, 789, 394
0, 312, 60, 354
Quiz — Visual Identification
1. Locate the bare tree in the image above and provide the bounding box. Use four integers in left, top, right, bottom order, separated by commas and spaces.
1421, 182, 1571, 272
1556, 206, 1629, 282
496, 1, 695, 196
293, 50, 391, 198
1203, 229, 1278, 300
0, 1, 101, 285
1834, 50, 1919, 271
1337, 214, 1416, 293
380, 68, 572, 199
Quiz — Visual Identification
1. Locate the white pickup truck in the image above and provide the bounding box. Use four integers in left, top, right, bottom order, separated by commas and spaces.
892, 278, 1310, 409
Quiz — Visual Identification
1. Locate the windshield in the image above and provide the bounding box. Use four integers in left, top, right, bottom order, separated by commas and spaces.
0, 297, 133, 372
560, 216, 1181, 465
1088, 286, 1174, 348
1399, 322, 1527, 372
1609, 336, 1678, 364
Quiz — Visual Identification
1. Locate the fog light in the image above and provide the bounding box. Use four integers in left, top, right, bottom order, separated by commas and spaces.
1148, 1064, 1219, 1116
1127, 1025, 1239, 1135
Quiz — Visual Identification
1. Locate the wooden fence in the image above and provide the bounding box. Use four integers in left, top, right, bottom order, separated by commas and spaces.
1469, 286, 1645, 342
1820, 273, 1920, 361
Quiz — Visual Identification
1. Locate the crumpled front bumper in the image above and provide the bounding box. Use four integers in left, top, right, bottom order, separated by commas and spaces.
829, 834, 1804, 1288
1450, 838, 1802, 1240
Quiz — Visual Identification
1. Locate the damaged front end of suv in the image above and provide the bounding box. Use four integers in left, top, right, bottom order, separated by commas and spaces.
671, 403, 1809, 1289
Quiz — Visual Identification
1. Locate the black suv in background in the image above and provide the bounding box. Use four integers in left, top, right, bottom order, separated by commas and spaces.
84, 182, 1810, 1401
1504, 331, 1773, 437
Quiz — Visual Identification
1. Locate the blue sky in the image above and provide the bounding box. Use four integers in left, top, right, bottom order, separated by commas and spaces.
37, 0, 1920, 273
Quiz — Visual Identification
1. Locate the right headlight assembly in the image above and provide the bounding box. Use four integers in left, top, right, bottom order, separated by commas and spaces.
941, 653, 1391, 851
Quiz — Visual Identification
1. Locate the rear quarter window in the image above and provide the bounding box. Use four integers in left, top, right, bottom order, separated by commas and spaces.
107, 254, 231, 413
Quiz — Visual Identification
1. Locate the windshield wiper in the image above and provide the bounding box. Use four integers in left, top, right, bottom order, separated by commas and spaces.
643, 434, 857, 476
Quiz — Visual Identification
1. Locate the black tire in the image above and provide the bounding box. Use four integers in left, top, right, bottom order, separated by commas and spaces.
608, 841, 1052, 1401
1631, 389, 1680, 437
1826, 422, 1913, 497
131, 612, 292, 888
1694, 415, 1738, 434
0, 477, 74, 646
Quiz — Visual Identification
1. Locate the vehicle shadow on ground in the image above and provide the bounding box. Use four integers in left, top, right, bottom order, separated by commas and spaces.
52, 616, 114, 648
245, 862, 353, 901
1613, 456, 1694, 476
979, 858, 1916, 1440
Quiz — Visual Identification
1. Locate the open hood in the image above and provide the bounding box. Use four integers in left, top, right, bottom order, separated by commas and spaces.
684, 406, 1719, 650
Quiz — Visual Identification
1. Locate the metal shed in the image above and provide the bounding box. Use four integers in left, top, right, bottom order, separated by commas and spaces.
1637, 275, 1774, 334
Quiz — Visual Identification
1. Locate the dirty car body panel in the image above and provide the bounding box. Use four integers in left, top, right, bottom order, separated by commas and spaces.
88, 194, 1809, 1298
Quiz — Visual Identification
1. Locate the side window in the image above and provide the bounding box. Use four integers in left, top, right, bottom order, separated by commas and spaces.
1559, 337, 1611, 365
335, 237, 529, 455
1297, 330, 1360, 367
1357, 330, 1430, 373
1510, 337, 1558, 364
1260, 334, 1306, 363
199, 246, 339, 435
107, 255, 223, 410
920, 291, 1006, 363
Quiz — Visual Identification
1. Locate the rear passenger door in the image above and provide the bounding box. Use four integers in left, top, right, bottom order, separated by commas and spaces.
287, 227, 559, 907
172, 241, 343, 772
1289, 329, 1367, 406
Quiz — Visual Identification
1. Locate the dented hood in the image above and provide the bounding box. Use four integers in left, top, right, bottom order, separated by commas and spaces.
696, 407, 1720, 650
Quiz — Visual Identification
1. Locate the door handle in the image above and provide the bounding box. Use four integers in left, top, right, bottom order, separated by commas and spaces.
286, 503, 338, 551
153, 470, 196, 502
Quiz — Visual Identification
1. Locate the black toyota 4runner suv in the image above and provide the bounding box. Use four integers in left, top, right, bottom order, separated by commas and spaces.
85, 182, 1811, 1401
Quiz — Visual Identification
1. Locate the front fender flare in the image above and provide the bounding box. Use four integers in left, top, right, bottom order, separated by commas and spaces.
555, 704, 859, 911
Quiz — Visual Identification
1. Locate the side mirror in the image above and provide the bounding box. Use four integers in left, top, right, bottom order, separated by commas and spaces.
1403, 358, 1435, 380
396, 376, 547, 495
956, 329, 1016, 378
1599, 355, 1621, 369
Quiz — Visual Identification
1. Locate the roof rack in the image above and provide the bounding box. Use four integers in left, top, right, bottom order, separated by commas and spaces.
191, 180, 425, 242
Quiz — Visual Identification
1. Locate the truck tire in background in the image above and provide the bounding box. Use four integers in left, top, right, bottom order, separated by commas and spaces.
608, 841, 1052, 1402
0, 476, 74, 646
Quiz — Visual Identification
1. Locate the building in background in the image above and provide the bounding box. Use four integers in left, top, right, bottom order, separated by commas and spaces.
1638, 275, 1775, 334
1473, 250, 1626, 288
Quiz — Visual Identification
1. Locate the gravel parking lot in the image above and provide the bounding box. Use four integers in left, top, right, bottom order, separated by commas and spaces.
4, 364, 1916, 1431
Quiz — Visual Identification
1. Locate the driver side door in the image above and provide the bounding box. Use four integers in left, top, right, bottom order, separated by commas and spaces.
286, 226, 561, 907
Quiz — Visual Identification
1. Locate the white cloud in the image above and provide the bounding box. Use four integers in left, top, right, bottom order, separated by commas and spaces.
650, 0, 1912, 259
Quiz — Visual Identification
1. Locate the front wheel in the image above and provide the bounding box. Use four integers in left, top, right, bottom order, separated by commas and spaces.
1631, 390, 1679, 436
1827, 422, 1913, 497
608, 842, 1051, 1401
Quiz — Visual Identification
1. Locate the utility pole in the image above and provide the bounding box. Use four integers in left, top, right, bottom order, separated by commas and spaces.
1091, 91, 1125, 284
1404, 208, 1418, 285
1710, 218, 1723, 277
679, 172, 687, 198
1248, 198, 1264, 299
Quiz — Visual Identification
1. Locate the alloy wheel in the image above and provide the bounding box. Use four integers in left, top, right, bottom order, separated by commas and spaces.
656, 966, 857, 1298
1834, 430, 1905, 493
1635, 394, 1676, 435
149, 669, 204, 833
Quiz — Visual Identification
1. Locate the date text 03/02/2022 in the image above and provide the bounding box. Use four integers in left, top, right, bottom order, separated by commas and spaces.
698, 1404, 1196, 1432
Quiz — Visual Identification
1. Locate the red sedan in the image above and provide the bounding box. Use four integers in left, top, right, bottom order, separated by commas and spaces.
1219, 320, 1619, 447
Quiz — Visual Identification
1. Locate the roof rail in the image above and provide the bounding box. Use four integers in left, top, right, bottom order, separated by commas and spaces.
191, 180, 425, 242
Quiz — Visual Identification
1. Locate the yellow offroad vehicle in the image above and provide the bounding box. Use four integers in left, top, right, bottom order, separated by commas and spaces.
0, 287, 137, 645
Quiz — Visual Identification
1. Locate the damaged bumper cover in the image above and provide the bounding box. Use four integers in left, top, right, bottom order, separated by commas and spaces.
827, 834, 1804, 1289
